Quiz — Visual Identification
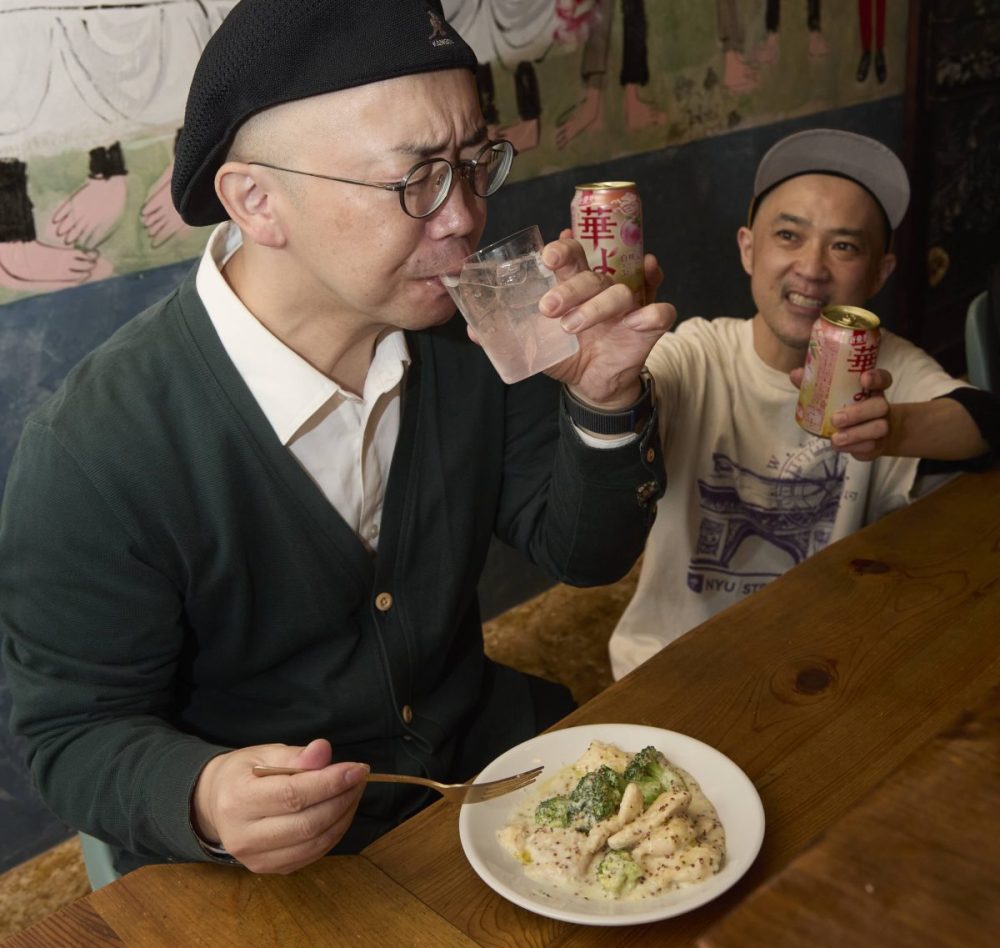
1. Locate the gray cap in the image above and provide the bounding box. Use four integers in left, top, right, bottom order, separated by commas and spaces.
751, 128, 910, 230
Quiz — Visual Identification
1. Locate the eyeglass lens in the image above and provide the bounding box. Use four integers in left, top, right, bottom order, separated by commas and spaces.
402, 141, 512, 218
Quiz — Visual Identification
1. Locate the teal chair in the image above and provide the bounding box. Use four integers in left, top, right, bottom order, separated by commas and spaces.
965, 289, 999, 392
79, 832, 121, 890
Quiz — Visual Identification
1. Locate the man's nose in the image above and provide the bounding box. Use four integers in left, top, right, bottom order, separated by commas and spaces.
426, 171, 481, 239
794, 241, 830, 280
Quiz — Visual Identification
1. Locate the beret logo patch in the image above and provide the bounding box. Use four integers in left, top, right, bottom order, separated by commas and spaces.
427, 11, 453, 46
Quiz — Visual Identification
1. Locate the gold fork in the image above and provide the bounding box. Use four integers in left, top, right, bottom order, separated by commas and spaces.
251, 763, 544, 804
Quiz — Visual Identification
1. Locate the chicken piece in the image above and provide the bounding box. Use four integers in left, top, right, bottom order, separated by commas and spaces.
644, 844, 722, 887
632, 816, 696, 859
700, 819, 726, 854
618, 781, 646, 825
497, 822, 530, 860
583, 782, 645, 855
607, 788, 691, 850
686, 790, 715, 822
693, 813, 726, 846
574, 740, 632, 774
523, 825, 593, 879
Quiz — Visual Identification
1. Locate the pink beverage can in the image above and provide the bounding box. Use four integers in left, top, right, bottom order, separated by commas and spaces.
796, 305, 882, 438
570, 181, 645, 305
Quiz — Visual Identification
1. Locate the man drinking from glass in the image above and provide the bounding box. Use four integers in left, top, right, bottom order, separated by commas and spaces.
1, 0, 673, 877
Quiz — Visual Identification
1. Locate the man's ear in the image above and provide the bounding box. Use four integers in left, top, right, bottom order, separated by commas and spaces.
736, 226, 754, 277
870, 250, 897, 297
215, 162, 286, 248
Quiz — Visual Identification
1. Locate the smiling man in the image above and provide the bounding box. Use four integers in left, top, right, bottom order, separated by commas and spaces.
741, 171, 897, 374
609, 128, 998, 679
0, 0, 674, 877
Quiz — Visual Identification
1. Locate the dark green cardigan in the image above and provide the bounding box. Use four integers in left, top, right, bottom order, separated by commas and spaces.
0, 267, 664, 873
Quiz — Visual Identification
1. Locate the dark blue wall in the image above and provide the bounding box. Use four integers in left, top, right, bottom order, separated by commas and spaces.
0, 98, 903, 873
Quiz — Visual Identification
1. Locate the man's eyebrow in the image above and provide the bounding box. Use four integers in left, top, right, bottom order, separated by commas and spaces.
391, 126, 489, 159
772, 212, 811, 228
828, 226, 868, 240
771, 213, 868, 240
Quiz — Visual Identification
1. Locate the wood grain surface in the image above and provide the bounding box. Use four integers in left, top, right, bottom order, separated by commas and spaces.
4, 858, 477, 947
698, 684, 1000, 947
3, 899, 122, 948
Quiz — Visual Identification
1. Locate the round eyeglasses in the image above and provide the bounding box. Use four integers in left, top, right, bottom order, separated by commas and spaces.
246, 139, 516, 219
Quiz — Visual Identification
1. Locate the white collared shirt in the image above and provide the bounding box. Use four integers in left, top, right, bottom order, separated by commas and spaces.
197, 223, 408, 552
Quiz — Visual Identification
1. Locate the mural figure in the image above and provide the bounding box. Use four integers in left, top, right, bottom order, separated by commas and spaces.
139, 0, 238, 244
475, 60, 544, 153
443, 0, 561, 153
140, 130, 191, 249
1, 140, 134, 287
555, 0, 666, 150
44, 143, 129, 251
0, 0, 231, 289
0, 0, 912, 303
715, 0, 758, 93
856, 0, 887, 83
0, 1, 210, 154
0, 157, 109, 291
755, 1, 829, 65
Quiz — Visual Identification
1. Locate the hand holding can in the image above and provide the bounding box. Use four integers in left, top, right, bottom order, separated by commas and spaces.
796, 306, 882, 438
570, 181, 645, 306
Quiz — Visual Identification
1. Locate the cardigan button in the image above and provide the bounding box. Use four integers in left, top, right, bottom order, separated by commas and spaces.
375, 592, 393, 611
401, 705, 414, 724
645, 447, 656, 464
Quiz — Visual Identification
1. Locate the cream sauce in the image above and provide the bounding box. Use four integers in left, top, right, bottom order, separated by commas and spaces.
497, 740, 726, 902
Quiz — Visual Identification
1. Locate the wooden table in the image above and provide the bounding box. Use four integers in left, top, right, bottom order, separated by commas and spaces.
698, 683, 1000, 948
7, 467, 1000, 947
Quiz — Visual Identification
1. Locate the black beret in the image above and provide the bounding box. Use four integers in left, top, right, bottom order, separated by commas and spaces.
172, 0, 478, 226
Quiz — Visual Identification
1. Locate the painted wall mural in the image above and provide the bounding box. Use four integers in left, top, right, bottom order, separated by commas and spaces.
0, 0, 908, 307
0, 0, 234, 302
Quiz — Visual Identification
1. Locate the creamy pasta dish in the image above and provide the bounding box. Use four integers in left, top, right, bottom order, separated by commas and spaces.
497, 740, 725, 901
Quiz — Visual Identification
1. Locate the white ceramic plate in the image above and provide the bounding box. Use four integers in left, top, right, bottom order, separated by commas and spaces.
458, 723, 765, 926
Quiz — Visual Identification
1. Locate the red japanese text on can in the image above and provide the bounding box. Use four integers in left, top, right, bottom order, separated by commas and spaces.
795, 305, 882, 438
570, 181, 645, 305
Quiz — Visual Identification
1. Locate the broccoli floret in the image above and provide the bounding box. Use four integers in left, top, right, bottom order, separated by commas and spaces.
622, 745, 685, 806
534, 795, 573, 827
535, 766, 627, 830
596, 850, 643, 895
567, 765, 624, 829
